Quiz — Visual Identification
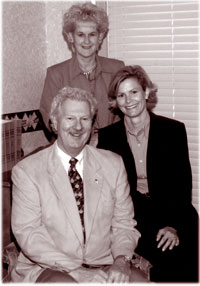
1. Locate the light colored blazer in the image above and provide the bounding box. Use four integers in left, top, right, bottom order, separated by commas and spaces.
11, 143, 140, 282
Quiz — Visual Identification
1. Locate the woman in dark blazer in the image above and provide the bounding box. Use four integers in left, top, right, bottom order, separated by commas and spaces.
97, 65, 198, 282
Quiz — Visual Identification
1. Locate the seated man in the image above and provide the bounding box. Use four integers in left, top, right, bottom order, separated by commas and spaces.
11, 86, 148, 283
97, 65, 199, 282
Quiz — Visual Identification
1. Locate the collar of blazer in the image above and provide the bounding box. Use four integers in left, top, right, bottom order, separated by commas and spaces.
47, 143, 104, 245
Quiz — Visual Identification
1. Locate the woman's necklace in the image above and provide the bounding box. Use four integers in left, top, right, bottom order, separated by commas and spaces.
80, 63, 96, 79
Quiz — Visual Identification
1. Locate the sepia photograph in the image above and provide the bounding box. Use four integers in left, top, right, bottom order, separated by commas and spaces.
1, 0, 199, 283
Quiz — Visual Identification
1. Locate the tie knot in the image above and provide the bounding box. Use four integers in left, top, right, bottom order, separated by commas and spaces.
69, 157, 78, 167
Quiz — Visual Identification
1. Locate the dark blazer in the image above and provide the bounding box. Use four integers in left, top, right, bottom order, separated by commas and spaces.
97, 112, 197, 236
40, 55, 124, 129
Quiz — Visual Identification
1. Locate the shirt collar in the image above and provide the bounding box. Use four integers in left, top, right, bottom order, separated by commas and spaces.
125, 112, 150, 139
56, 141, 84, 168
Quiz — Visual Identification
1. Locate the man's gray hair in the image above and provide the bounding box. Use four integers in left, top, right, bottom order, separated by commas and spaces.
50, 86, 98, 127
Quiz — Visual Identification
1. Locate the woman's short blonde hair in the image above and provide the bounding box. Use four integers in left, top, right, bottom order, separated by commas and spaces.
108, 65, 158, 112
62, 2, 109, 52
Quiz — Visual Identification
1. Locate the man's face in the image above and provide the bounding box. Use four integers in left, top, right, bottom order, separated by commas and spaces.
55, 99, 92, 157
116, 77, 147, 119
69, 21, 101, 58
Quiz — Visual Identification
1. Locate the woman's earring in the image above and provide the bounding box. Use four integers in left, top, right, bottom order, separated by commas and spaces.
145, 88, 149, 100
98, 33, 104, 43
67, 33, 73, 43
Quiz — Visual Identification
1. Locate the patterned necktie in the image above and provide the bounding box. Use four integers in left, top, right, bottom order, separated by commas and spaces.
68, 157, 85, 243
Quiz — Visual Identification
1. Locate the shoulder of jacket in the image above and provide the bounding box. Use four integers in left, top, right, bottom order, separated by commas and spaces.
47, 59, 71, 72
98, 56, 125, 72
14, 145, 51, 171
99, 55, 123, 64
87, 144, 121, 162
150, 112, 185, 129
99, 120, 124, 134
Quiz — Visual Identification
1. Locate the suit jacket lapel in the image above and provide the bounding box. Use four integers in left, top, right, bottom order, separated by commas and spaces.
47, 143, 83, 244
83, 146, 102, 244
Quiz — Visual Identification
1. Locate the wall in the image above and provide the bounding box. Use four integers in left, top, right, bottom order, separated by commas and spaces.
45, 1, 73, 68
3, 1, 48, 155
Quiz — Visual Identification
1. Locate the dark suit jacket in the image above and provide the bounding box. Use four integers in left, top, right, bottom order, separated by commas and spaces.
98, 112, 197, 237
40, 55, 124, 129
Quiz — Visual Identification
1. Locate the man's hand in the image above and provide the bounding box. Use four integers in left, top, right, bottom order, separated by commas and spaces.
106, 256, 131, 283
156, 226, 179, 251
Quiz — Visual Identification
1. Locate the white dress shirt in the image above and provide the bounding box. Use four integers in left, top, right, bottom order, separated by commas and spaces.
56, 141, 84, 178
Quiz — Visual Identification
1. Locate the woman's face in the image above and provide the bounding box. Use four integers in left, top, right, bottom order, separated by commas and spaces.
116, 77, 147, 120
69, 21, 102, 58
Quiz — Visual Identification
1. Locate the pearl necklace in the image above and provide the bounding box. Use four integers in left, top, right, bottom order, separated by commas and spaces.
80, 63, 96, 79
